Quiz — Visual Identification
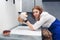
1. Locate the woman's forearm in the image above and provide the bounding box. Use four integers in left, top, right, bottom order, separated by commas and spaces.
26, 21, 35, 30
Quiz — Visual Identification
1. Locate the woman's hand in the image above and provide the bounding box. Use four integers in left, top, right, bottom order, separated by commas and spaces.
26, 21, 35, 31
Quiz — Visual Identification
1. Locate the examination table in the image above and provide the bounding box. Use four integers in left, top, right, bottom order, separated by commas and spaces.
0, 26, 42, 40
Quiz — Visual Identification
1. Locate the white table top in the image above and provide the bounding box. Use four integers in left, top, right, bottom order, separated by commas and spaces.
11, 26, 42, 36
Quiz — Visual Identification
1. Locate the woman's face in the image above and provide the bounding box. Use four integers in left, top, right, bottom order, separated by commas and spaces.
33, 9, 40, 18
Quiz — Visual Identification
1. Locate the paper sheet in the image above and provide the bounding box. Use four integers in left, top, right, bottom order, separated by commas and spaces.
11, 26, 42, 36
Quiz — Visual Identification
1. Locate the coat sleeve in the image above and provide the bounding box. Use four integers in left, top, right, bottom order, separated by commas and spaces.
32, 12, 51, 30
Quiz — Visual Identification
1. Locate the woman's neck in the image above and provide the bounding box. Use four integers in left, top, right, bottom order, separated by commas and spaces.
35, 17, 39, 21
35, 15, 40, 21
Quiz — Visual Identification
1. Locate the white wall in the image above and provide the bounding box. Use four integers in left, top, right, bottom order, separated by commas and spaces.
0, 0, 19, 33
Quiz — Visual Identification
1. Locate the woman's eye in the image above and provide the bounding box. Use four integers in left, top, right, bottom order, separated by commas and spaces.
34, 11, 38, 13
33, 11, 38, 13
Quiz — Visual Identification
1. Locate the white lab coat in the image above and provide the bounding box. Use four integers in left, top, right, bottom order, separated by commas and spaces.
32, 11, 56, 30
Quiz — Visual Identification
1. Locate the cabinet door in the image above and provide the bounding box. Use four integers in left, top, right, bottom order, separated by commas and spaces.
22, 0, 43, 12
35, 0, 43, 8
22, 0, 34, 12
15, 0, 22, 12
0, 0, 19, 33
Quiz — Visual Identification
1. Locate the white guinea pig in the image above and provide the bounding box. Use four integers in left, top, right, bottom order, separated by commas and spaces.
18, 12, 28, 24
20, 12, 28, 20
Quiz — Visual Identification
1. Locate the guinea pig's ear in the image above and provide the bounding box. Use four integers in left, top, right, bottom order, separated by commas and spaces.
18, 12, 21, 14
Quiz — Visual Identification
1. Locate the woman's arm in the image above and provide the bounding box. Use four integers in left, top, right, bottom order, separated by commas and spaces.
26, 21, 35, 31
26, 12, 51, 30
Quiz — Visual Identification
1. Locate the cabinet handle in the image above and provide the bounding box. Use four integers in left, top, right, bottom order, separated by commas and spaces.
13, 0, 15, 4
6, 0, 8, 1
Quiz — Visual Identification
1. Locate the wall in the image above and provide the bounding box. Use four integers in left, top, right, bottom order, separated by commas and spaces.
43, 0, 60, 2
43, 2, 60, 20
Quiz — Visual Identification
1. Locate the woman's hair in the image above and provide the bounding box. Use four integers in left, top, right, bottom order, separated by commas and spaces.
32, 6, 43, 21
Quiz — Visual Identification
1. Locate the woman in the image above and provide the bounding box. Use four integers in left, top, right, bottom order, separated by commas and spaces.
22, 6, 60, 40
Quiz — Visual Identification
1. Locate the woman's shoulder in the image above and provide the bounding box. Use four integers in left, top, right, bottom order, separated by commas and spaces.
41, 11, 55, 18
42, 11, 48, 13
41, 11, 49, 16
